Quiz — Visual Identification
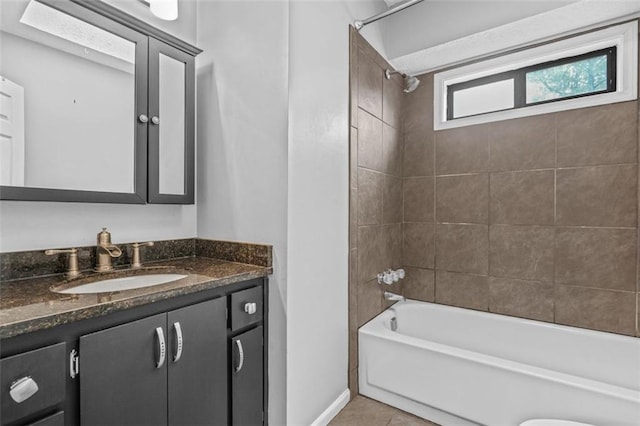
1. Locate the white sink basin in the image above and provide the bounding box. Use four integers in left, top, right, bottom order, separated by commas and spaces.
55, 274, 188, 294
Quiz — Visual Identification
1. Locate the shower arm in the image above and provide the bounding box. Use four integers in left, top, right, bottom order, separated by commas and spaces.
354, 0, 424, 31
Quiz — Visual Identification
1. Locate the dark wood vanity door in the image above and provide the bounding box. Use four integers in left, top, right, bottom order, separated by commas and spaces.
79, 313, 168, 426
231, 326, 264, 426
167, 297, 227, 426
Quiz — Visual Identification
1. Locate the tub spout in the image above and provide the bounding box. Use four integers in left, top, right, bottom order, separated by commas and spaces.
384, 291, 406, 303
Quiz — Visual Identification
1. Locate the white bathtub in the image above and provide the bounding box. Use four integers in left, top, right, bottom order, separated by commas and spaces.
358, 300, 640, 426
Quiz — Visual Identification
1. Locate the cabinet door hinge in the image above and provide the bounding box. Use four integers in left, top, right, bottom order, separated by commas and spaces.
69, 349, 79, 379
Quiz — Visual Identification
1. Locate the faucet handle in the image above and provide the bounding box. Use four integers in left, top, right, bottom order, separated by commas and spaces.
44, 248, 81, 279
130, 242, 154, 269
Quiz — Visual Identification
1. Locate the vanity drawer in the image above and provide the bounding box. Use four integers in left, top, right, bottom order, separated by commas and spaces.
0, 343, 66, 425
230, 286, 263, 331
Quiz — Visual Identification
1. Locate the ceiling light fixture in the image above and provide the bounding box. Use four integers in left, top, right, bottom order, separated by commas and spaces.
145, 0, 178, 21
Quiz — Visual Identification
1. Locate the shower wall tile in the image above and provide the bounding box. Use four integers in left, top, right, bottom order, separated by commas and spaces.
404, 132, 434, 177
402, 267, 435, 302
555, 227, 636, 291
382, 124, 403, 176
357, 168, 382, 225
383, 175, 403, 224
436, 224, 488, 275
383, 76, 403, 129
403, 177, 434, 223
488, 114, 556, 172
555, 285, 636, 336
350, 187, 357, 249
489, 277, 554, 322
403, 222, 435, 269
382, 223, 403, 269
489, 170, 554, 225
357, 278, 383, 327
357, 109, 383, 171
490, 225, 555, 282
556, 165, 637, 227
357, 50, 382, 119
350, 127, 358, 189
435, 125, 489, 175
436, 174, 489, 224
435, 271, 489, 311
556, 101, 638, 167
357, 225, 384, 283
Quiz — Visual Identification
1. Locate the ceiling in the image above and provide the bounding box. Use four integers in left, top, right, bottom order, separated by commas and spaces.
376, 0, 640, 74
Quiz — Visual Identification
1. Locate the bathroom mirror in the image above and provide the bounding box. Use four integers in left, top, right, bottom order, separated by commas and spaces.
0, 0, 148, 202
0, 0, 199, 204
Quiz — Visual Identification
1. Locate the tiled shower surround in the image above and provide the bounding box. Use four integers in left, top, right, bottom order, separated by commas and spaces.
348, 26, 640, 394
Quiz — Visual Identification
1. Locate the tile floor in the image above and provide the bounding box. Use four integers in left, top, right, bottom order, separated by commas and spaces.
329, 395, 440, 426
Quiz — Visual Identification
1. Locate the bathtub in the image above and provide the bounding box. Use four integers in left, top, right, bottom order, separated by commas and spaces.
358, 300, 640, 426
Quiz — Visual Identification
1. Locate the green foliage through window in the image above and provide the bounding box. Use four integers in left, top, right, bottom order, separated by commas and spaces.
526, 55, 609, 103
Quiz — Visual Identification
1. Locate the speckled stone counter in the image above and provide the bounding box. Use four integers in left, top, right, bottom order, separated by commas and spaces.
0, 256, 271, 339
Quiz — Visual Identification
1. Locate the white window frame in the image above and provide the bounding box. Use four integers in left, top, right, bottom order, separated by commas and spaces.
434, 21, 638, 130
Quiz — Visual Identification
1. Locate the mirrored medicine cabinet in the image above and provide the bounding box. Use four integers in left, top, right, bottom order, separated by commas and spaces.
0, 0, 200, 204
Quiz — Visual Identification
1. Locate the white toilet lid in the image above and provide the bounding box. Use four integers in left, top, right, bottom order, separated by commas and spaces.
520, 420, 596, 426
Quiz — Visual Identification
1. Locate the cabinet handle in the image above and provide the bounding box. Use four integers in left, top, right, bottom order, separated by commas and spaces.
155, 327, 166, 369
151, 116, 160, 125
9, 376, 39, 403
234, 339, 244, 373
244, 302, 257, 315
138, 114, 149, 123
172, 322, 183, 363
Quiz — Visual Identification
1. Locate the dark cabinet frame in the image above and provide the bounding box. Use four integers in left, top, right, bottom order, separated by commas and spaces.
0, 277, 268, 426
0, 0, 201, 204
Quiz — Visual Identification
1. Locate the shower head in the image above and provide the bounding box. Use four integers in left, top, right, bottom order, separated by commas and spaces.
385, 69, 421, 93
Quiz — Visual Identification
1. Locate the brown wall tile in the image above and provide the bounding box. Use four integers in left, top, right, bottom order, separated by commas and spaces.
436, 125, 489, 175
490, 170, 554, 225
357, 278, 383, 327
357, 50, 382, 119
437, 174, 488, 224
436, 224, 488, 274
357, 225, 383, 283
556, 101, 638, 167
490, 225, 554, 282
555, 227, 636, 291
404, 132, 434, 177
403, 267, 435, 302
383, 175, 403, 224
435, 270, 489, 311
489, 114, 556, 171
357, 169, 382, 225
350, 187, 357, 249
382, 124, 403, 176
383, 77, 403, 129
357, 109, 383, 171
350, 127, 358, 189
555, 285, 636, 336
382, 223, 403, 268
489, 277, 554, 322
403, 222, 435, 268
556, 165, 637, 227
403, 177, 434, 222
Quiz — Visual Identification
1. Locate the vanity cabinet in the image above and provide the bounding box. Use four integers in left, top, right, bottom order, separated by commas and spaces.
79, 297, 227, 425
0, 277, 268, 426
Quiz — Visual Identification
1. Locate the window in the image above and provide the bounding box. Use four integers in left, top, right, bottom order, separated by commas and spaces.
434, 21, 637, 130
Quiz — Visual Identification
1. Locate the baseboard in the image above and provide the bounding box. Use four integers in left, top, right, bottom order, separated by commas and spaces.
310, 389, 351, 426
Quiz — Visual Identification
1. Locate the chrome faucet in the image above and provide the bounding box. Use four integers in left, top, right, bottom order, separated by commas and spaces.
384, 291, 406, 303
96, 228, 122, 272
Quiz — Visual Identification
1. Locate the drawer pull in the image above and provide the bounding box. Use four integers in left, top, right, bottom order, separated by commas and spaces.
244, 302, 257, 315
173, 322, 183, 363
9, 376, 39, 403
234, 339, 244, 373
155, 327, 166, 369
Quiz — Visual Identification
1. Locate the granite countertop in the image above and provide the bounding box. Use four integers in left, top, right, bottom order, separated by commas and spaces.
0, 257, 271, 339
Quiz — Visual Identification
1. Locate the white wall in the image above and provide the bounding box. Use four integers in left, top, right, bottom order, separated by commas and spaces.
194, 2, 289, 424
286, 1, 385, 424
0, 0, 198, 252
